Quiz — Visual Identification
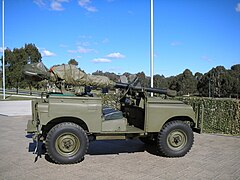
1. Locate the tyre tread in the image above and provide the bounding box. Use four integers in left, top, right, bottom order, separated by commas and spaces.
157, 120, 194, 157
45, 122, 89, 164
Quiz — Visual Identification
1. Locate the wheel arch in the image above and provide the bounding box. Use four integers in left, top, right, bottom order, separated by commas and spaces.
42, 116, 89, 138
164, 116, 195, 129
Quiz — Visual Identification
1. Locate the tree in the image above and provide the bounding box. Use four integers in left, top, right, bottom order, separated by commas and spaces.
68, 59, 78, 66
136, 72, 149, 87
11, 48, 28, 93
169, 69, 197, 95
229, 64, 240, 98
1, 48, 14, 88
153, 74, 168, 88
24, 43, 42, 63
24, 44, 42, 94
92, 70, 119, 81
197, 66, 232, 97
0, 44, 42, 94
194, 72, 203, 81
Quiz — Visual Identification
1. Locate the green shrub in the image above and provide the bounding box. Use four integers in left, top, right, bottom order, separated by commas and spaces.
99, 93, 121, 110
177, 97, 240, 135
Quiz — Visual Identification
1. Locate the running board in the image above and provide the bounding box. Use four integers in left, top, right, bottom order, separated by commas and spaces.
96, 135, 126, 140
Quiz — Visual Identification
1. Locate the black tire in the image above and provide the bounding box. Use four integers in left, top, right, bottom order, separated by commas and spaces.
157, 121, 194, 157
45, 122, 89, 164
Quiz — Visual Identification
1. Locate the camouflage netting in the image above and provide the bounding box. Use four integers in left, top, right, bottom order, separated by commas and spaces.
99, 93, 121, 110
23, 63, 115, 88
50, 64, 115, 88
176, 97, 240, 135
23, 62, 50, 82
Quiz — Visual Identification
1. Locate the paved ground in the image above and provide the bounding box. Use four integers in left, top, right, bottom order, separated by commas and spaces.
0, 100, 32, 116
0, 114, 240, 180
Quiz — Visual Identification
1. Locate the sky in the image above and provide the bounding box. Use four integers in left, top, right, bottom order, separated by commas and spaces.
0, 0, 240, 77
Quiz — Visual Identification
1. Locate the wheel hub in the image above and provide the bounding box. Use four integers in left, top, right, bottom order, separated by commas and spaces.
55, 133, 80, 156
167, 130, 187, 150
61, 138, 74, 151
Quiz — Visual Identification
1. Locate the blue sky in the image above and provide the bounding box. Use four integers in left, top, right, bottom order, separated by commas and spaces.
0, 0, 240, 77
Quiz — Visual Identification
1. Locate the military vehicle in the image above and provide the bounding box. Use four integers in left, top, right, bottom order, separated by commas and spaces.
25, 63, 202, 164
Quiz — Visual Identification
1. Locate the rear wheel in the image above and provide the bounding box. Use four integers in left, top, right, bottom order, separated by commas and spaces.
157, 121, 193, 157
45, 122, 89, 164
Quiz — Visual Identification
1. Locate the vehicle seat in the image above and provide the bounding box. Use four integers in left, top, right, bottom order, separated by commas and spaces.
102, 107, 123, 120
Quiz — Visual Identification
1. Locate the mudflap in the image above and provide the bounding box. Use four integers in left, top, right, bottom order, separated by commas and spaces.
27, 132, 45, 162
33, 134, 45, 162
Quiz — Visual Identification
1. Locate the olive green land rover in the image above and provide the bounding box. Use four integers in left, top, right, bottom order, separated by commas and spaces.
26, 78, 202, 164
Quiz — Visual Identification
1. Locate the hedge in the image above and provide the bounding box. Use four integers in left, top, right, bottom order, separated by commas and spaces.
177, 97, 240, 135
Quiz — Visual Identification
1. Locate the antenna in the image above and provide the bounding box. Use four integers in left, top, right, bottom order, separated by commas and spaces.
2, 0, 5, 100
150, 0, 154, 96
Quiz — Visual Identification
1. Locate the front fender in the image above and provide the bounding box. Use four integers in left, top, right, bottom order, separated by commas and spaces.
146, 98, 196, 132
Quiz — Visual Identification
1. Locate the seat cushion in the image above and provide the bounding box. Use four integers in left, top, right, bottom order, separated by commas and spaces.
103, 107, 123, 120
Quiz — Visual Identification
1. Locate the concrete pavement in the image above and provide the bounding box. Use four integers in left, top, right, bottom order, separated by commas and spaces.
0, 101, 239, 179
0, 100, 32, 116
0, 114, 240, 180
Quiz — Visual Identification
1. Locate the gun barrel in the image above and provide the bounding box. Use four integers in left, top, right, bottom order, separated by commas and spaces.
145, 88, 177, 97
134, 87, 176, 97
114, 82, 129, 89
114, 83, 177, 97
145, 87, 168, 93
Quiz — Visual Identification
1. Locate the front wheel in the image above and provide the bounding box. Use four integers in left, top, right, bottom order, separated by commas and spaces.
157, 121, 194, 157
45, 122, 89, 164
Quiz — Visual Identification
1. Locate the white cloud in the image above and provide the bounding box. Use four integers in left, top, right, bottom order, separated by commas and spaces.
92, 58, 111, 63
59, 44, 68, 48
202, 55, 213, 62
34, 0, 69, 11
102, 38, 109, 44
78, 47, 94, 53
33, 0, 46, 8
34, 0, 97, 12
79, 35, 92, 39
42, 49, 56, 57
78, 0, 98, 12
51, 1, 64, 11
236, 3, 240, 12
51, 0, 69, 11
68, 50, 78, 53
106, 52, 125, 59
78, 0, 91, 7
170, 41, 182, 46
85, 6, 97, 12
68, 46, 96, 54
76, 41, 91, 46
